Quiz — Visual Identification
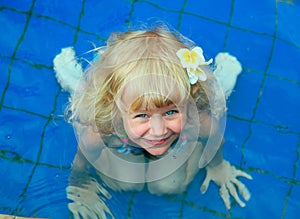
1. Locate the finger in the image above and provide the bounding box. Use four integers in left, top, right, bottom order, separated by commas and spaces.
80, 206, 95, 219
219, 184, 231, 210
96, 183, 112, 198
234, 169, 253, 180
95, 200, 110, 218
200, 175, 211, 194
98, 209, 109, 219
232, 178, 251, 201
68, 203, 81, 219
226, 182, 245, 208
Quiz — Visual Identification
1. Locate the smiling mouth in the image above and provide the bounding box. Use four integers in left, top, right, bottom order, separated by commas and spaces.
145, 137, 170, 146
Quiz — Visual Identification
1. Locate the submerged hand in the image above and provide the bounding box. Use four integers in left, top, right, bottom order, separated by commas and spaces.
200, 160, 252, 209
66, 179, 114, 219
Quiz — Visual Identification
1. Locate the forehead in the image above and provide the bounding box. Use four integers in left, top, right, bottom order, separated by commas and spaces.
118, 75, 187, 108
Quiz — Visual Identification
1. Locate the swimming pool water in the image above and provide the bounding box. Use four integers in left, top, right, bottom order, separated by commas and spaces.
0, 0, 300, 218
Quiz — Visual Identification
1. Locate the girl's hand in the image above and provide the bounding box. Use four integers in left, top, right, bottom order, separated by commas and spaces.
200, 160, 252, 209
66, 178, 114, 219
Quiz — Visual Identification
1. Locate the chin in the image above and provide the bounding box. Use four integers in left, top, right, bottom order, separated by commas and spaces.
146, 146, 170, 156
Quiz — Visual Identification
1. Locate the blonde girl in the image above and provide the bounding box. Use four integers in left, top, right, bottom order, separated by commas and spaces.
64, 27, 252, 219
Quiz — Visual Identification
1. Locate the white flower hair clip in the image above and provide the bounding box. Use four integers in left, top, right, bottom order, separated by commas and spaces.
176, 46, 213, 84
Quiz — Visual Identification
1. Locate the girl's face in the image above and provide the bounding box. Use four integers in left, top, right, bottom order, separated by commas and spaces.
122, 104, 186, 156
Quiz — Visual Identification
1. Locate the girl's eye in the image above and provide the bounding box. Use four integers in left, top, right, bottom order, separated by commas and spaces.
165, 109, 179, 116
134, 114, 148, 119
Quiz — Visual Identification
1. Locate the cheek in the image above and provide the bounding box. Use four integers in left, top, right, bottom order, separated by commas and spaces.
123, 119, 149, 138
167, 117, 185, 133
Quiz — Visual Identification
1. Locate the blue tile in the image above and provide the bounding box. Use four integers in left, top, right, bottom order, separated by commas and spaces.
146, 0, 184, 11
80, 0, 131, 34
4, 61, 59, 115
20, 166, 70, 219
16, 16, 76, 64
185, 0, 232, 23
0, 160, 33, 212
231, 0, 276, 35
226, 72, 264, 120
0, 0, 33, 11
225, 28, 274, 73
105, 190, 134, 219
284, 186, 300, 218
0, 108, 46, 161
179, 15, 228, 57
243, 123, 298, 178
269, 40, 300, 82
75, 32, 109, 55
184, 171, 227, 217
255, 76, 300, 132
39, 119, 77, 167
0, 57, 9, 95
53, 91, 70, 116
132, 191, 182, 219
132, 1, 180, 30
182, 203, 228, 219
231, 172, 289, 218
223, 117, 251, 163
0, 10, 28, 57
277, 2, 300, 46
34, 0, 83, 26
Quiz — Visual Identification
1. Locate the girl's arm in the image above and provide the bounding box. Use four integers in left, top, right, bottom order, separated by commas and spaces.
198, 111, 224, 167
198, 112, 252, 210
67, 144, 114, 219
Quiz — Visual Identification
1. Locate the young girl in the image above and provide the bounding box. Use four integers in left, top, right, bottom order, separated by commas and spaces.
60, 27, 252, 219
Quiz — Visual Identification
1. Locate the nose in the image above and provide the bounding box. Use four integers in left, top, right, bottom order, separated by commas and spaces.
149, 114, 167, 136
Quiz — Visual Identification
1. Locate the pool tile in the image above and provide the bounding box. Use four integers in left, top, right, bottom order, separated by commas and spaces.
255, 76, 300, 132
226, 72, 264, 120
20, 166, 70, 219
39, 119, 76, 167
53, 91, 70, 116
283, 185, 300, 218
0, 0, 33, 11
225, 28, 274, 73
181, 203, 228, 219
277, 2, 300, 46
132, 191, 183, 219
132, 1, 180, 30
3, 61, 59, 115
231, 172, 290, 218
0, 159, 33, 212
74, 32, 108, 56
105, 190, 137, 219
0, 108, 46, 162
243, 123, 298, 178
80, 0, 131, 34
0, 10, 28, 57
33, 0, 83, 27
179, 15, 228, 57
0, 58, 10, 96
268, 40, 300, 82
184, 171, 227, 217
223, 117, 251, 163
231, 0, 276, 35
145, 0, 184, 11
185, 0, 232, 23
16, 16, 76, 65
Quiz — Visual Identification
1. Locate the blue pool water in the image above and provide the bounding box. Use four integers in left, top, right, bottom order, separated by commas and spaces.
0, 0, 300, 218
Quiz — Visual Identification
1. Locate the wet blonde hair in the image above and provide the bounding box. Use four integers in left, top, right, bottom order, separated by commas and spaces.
68, 27, 216, 134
